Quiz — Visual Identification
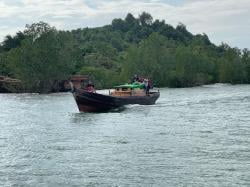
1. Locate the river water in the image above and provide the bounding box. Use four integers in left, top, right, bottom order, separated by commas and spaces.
0, 84, 249, 186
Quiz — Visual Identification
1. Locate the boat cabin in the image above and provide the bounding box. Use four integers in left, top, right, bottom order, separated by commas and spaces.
111, 83, 146, 97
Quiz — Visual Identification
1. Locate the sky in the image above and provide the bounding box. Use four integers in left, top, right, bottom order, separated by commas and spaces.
0, 0, 250, 49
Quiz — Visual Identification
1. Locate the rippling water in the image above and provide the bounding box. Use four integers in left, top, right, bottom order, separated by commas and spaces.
0, 84, 250, 186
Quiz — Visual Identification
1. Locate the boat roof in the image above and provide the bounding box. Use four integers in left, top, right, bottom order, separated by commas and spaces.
114, 83, 144, 89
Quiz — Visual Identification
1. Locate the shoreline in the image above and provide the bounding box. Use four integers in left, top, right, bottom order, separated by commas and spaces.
1, 83, 249, 94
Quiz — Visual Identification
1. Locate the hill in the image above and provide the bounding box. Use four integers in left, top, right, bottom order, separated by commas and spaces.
1, 12, 250, 93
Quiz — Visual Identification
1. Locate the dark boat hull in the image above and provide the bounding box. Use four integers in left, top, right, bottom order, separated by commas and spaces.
73, 89, 160, 112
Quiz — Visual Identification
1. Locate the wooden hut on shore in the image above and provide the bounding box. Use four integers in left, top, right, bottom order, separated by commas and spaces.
61, 75, 89, 91
0, 76, 22, 93
0, 75, 89, 93
70, 75, 89, 89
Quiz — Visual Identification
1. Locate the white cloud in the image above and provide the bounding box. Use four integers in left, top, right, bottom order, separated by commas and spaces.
0, 0, 250, 49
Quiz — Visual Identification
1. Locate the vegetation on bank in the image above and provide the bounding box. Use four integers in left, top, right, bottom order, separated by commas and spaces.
1, 12, 250, 93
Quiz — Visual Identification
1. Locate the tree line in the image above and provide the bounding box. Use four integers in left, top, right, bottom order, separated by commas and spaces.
1, 12, 250, 93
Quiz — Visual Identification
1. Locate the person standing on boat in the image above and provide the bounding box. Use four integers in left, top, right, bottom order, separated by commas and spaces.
143, 79, 150, 95
148, 78, 153, 89
132, 74, 139, 83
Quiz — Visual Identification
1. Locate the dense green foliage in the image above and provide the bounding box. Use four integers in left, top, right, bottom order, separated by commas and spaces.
1, 13, 250, 92
1, 22, 76, 92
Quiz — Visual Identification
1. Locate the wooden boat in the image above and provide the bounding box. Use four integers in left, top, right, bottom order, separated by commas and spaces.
73, 83, 160, 112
